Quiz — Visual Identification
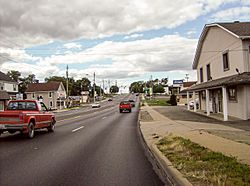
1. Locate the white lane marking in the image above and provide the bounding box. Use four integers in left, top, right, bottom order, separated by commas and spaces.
102, 116, 107, 119
72, 126, 85, 133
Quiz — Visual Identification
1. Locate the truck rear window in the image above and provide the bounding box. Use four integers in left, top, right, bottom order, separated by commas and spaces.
7, 102, 37, 110
120, 101, 130, 105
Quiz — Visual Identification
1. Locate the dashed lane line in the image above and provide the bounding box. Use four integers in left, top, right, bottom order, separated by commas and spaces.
72, 126, 85, 133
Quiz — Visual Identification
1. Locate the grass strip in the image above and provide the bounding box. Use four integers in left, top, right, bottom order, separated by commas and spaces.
146, 99, 171, 106
157, 135, 250, 186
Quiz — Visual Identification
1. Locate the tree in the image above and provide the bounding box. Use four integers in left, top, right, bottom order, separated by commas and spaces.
169, 94, 177, 106
129, 81, 144, 93
110, 85, 119, 94
153, 84, 165, 93
19, 74, 37, 93
7, 70, 21, 82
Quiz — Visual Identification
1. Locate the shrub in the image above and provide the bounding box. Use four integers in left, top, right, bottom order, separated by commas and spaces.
169, 94, 177, 106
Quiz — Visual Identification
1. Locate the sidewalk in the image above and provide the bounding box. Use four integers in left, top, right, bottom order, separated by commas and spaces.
140, 104, 250, 166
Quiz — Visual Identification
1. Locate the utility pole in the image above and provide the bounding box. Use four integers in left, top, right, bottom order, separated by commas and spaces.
66, 65, 69, 108
108, 80, 110, 94
185, 74, 189, 82
93, 72, 95, 103
102, 79, 105, 96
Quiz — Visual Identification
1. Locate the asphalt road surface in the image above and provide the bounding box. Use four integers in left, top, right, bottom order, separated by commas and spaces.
0, 95, 164, 186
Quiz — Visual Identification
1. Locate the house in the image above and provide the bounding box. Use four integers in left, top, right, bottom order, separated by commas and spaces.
26, 82, 66, 110
0, 71, 18, 99
0, 71, 18, 110
187, 21, 250, 121
0, 91, 10, 111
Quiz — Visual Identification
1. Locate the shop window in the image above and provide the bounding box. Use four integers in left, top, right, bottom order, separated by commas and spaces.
228, 87, 237, 101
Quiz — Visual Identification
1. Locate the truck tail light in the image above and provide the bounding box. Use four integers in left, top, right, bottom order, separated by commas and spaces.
19, 114, 24, 121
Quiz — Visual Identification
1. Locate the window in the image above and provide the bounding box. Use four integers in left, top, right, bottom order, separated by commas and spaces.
7, 101, 37, 110
0, 83, 4, 90
0, 101, 4, 111
32, 93, 35, 99
200, 67, 203, 83
49, 92, 52, 98
206, 64, 211, 81
228, 87, 237, 101
50, 101, 53, 107
223, 52, 229, 71
13, 84, 17, 91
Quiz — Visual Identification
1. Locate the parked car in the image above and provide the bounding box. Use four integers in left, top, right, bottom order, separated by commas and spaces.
119, 101, 132, 113
91, 102, 101, 108
128, 99, 135, 107
0, 100, 56, 138
189, 98, 199, 109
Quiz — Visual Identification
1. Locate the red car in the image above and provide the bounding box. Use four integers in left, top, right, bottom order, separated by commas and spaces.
0, 100, 56, 138
119, 101, 132, 113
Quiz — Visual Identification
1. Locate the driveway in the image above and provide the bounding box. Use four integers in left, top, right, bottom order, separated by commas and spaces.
153, 106, 250, 145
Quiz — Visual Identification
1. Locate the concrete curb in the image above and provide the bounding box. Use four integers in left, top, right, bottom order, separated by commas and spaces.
137, 108, 192, 186
151, 144, 192, 186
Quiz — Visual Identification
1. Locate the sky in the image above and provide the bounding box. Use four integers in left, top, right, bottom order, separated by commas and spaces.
0, 0, 249, 92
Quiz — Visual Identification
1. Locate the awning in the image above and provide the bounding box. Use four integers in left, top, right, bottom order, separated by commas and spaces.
187, 72, 250, 91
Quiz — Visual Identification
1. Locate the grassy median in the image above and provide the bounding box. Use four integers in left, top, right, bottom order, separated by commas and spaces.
157, 135, 250, 186
146, 99, 170, 106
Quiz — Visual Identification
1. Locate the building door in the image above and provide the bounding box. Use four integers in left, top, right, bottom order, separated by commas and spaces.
211, 90, 217, 113
218, 89, 223, 113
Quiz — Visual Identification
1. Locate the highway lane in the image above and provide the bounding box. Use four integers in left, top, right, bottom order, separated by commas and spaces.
0, 95, 164, 186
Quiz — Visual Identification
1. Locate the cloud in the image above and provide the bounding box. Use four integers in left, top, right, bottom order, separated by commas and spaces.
0, 0, 235, 46
0, 34, 197, 81
210, 6, 250, 22
63, 43, 82, 50
44, 34, 197, 78
124, 34, 144, 40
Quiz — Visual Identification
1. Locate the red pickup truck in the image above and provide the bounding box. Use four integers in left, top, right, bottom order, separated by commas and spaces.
119, 101, 132, 113
0, 100, 56, 138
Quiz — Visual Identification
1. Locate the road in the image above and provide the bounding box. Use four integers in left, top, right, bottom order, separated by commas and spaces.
0, 95, 164, 186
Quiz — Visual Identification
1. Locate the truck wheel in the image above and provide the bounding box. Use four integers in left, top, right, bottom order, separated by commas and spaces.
48, 119, 55, 132
27, 122, 35, 139
129, 109, 131, 113
120, 109, 122, 113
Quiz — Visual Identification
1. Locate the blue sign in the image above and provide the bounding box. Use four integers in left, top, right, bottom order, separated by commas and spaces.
173, 80, 183, 84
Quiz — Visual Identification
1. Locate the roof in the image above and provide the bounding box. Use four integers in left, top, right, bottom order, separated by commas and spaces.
26, 82, 62, 92
0, 91, 10, 100
187, 72, 250, 91
183, 81, 196, 88
0, 71, 16, 82
218, 22, 250, 38
193, 22, 250, 69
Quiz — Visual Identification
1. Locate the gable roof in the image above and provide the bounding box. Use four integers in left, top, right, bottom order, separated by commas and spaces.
0, 71, 16, 82
26, 82, 63, 92
192, 22, 250, 69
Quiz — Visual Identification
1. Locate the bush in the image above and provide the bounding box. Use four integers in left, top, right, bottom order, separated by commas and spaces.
169, 94, 177, 106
